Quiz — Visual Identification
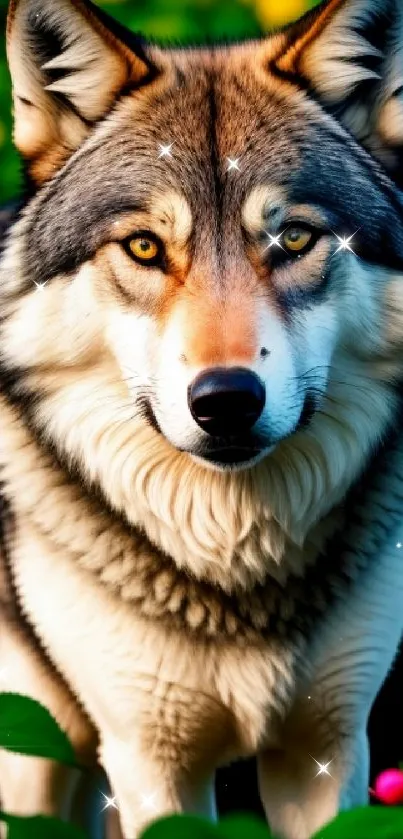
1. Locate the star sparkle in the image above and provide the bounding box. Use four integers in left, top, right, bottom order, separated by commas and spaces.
158, 143, 174, 159
100, 793, 119, 813
310, 755, 333, 778
226, 157, 241, 172
331, 228, 360, 257
263, 232, 286, 253
334, 234, 355, 253
33, 281, 48, 292
397, 542, 402, 549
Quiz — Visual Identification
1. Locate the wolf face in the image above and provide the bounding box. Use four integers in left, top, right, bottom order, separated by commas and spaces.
2, 0, 403, 488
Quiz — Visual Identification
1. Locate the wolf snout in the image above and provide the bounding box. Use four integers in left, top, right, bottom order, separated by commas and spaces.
187, 367, 266, 436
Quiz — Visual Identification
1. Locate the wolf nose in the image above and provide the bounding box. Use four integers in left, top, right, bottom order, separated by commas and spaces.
188, 367, 266, 436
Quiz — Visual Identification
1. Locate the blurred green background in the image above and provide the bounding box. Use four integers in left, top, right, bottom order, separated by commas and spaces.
0, 0, 319, 202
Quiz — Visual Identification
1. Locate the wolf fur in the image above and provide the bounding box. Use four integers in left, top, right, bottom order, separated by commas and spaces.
1, 0, 403, 837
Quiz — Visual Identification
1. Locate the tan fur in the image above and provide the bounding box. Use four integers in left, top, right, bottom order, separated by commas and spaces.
276, 0, 403, 162
278, 0, 382, 99
6, 0, 151, 182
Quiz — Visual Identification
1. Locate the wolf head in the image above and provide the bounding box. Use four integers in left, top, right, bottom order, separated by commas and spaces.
2, 0, 403, 564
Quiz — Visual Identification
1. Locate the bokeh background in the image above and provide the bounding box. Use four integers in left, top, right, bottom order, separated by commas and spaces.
0, 0, 319, 202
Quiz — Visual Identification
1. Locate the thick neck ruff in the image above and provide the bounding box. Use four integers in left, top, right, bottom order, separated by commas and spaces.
0, 390, 397, 648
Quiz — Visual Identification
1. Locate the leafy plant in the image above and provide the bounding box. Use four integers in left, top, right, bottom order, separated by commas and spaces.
0, 813, 89, 839
138, 813, 273, 838
0, 693, 80, 766
311, 806, 403, 838
138, 807, 403, 839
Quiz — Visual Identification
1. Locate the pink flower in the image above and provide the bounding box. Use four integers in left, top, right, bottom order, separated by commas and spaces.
371, 769, 403, 805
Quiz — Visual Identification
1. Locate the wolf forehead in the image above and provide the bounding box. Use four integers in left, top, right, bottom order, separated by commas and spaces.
25, 51, 403, 285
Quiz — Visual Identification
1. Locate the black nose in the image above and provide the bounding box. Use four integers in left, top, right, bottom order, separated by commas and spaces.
188, 367, 266, 437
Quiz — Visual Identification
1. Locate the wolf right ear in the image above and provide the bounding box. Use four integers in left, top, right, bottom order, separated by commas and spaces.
273, 0, 403, 182
6, 0, 155, 186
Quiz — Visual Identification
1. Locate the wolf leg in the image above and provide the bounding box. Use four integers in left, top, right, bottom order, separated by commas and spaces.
256, 726, 368, 839
338, 728, 369, 812
99, 735, 217, 839
0, 752, 82, 820
257, 749, 338, 839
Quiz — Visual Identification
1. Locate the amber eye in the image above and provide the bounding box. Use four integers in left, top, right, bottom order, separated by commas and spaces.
127, 235, 161, 265
282, 226, 313, 254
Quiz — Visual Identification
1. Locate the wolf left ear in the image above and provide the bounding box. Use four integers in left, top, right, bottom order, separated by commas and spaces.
6, 0, 155, 186
274, 0, 403, 181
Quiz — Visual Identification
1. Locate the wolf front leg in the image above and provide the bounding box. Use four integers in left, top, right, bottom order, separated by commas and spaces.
99, 735, 217, 839
0, 753, 82, 839
257, 724, 369, 839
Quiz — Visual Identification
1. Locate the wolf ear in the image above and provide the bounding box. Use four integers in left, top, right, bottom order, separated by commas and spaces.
274, 0, 403, 180
6, 0, 154, 185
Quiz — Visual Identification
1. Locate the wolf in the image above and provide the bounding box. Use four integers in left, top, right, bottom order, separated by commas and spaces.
1, 0, 403, 837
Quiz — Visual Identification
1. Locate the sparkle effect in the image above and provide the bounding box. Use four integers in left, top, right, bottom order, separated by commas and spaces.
331, 229, 360, 257
263, 232, 286, 253
226, 157, 241, 172
310, 756, 333, 778
158, 143, 174, 159
34, 281, 48, 292
101, 794, 119, 813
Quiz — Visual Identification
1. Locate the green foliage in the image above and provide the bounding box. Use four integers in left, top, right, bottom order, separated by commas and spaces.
100, 0, 262, 42
311, 805, 403, 839
217, 813, 274, 839
0, 692, 81, 767
0, 812, 89, 839
138, 808, 403, 839
139, 813, 223, 839
138, 813, 272, 838
0, 11, 20, 203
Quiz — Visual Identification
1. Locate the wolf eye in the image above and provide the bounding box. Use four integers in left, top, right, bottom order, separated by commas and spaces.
282, 226, 313, 254
125, 234, 162, 266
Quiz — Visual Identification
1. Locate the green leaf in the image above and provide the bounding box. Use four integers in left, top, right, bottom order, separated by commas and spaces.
202, 2, 261, 39
219, 813, 273, 838
0, 693, 80, 768
311, 806, 403, 839
139, 813, 274, 839
0, 812, 89, 839
139, 814, 220, 839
